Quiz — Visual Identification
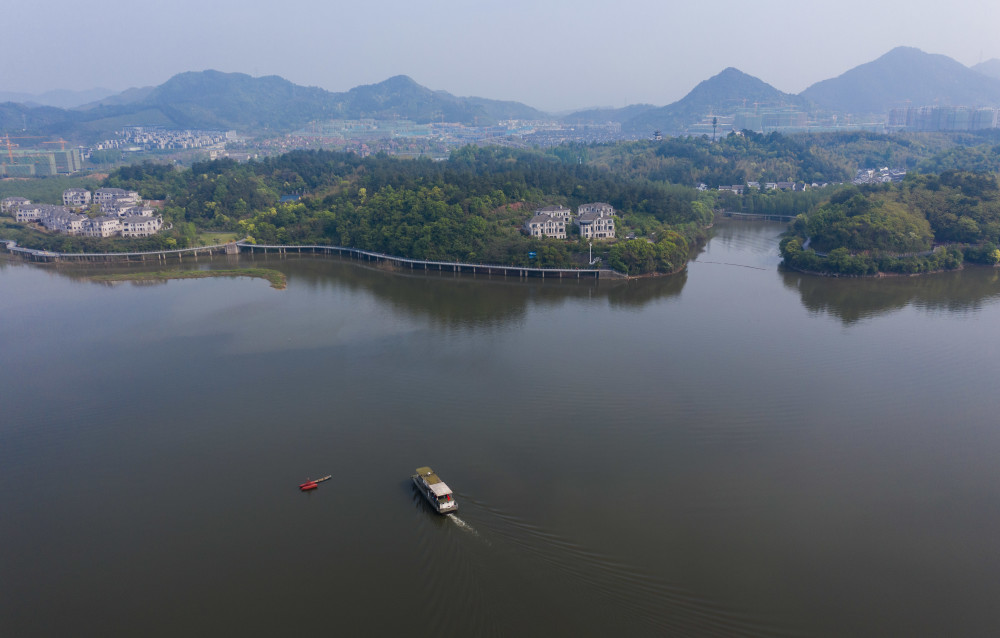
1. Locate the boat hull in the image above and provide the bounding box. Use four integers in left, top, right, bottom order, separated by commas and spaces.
412, 475, 458, 514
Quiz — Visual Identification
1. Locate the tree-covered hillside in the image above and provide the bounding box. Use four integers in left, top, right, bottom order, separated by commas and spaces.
569, 131, 851, 186
781, 171, 1000, 275
95, 147, 715, 273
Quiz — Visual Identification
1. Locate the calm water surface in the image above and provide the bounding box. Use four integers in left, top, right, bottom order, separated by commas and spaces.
2, 222, 1000, 637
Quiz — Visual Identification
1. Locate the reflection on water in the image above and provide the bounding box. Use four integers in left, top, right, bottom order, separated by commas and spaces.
782, 266, 1000, 324
20, 251, 690, 327
16, 225, 999, 328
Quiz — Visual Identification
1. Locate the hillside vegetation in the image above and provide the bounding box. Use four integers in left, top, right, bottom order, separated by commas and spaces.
93, 147, 713, 273
781, 171, 1000, 275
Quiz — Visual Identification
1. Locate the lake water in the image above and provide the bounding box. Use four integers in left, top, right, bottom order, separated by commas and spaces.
3, 222, 1000, 637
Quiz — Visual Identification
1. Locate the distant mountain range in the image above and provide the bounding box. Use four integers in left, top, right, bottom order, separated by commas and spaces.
3, 47, 1000, 141
972, 58, 1000, 81
0, 72, 545, 141
620, 67, 810, 134
0, 87, 119, 109
800, 47, 1000, 114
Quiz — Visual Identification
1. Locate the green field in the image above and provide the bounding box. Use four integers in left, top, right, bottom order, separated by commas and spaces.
0, 175, 104, 204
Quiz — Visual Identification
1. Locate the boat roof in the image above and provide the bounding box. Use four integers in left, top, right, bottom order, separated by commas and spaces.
429, 482, 453, 497
415, 467, 453, 496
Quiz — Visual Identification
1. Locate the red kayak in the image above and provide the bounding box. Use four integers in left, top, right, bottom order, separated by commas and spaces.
299, 475, 331, 491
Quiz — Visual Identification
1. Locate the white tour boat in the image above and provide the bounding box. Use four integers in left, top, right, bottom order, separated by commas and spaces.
412, 466, 458, 514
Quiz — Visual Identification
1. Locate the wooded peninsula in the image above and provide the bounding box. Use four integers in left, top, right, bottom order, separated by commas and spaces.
3, 130, 1000, 277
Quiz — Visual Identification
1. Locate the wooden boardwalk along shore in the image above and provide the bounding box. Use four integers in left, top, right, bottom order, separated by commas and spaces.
0, 238, 626, 279
0, 238, 240, 263
241, 242, 624, 279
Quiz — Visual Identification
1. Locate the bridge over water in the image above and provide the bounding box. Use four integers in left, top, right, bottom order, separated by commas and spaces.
721, 211, 796, 222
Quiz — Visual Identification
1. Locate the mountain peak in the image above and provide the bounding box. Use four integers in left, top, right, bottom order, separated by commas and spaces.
802, 47, 1000, 113
716, 67, 750, 77
380, 74, 419, 86
622, 67, 801, 134
973, 58, 1000, 81
881, 46, 926, 58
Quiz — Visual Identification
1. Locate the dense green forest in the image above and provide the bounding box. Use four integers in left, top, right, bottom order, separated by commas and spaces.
8, 147, 716, 273
781, 171, 1000, 275
562, 130, 1000, 188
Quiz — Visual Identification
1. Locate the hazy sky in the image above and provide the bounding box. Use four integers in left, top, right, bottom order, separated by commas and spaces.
5, 0, 999, 111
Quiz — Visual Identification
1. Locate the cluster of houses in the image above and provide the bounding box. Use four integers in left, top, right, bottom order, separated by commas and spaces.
93, 126, 232, 152
853, 167, 907, 185
1, 188, 163, 238
708, 181, 828, 195
524, 203, 616, 240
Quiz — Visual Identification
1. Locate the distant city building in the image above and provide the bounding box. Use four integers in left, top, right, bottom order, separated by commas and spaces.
733, 108, 807, 133
888, 106, 999, 132
94, 126, 231, 152
0, 149, 83, 176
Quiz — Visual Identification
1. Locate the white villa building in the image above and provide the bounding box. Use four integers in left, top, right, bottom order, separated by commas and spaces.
8, 190, 164, 239
2, 196, 31, 214
575, 202, 616, 240
525, 212, 567, 239
63, 188, 92, 208
83, 216, 123, 238
93, 188, 140, 205
535, 205, 573, 223
121, 215, 163, 238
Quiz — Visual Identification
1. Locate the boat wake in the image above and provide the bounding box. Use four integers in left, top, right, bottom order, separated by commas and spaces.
446, 513, 481, 538
452, 496, 793, 638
